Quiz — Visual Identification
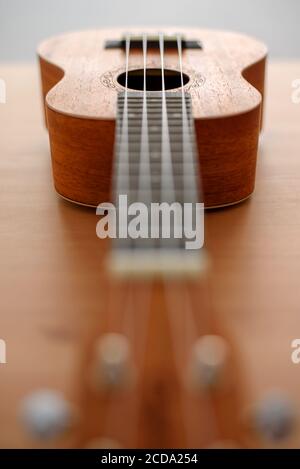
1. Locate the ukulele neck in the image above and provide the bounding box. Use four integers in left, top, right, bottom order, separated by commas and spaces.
110, 91, 203, 277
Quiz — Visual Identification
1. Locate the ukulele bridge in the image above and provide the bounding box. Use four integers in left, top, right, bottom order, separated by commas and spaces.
105, 35, 202, 50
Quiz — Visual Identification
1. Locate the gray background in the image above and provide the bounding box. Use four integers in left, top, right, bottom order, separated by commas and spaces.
0, 0, 299, 61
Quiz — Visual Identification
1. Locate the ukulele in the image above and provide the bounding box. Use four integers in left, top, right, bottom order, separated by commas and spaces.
35, 28, 273, 449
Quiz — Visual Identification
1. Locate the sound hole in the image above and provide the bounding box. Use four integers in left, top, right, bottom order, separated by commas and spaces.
117, 69, 189, 91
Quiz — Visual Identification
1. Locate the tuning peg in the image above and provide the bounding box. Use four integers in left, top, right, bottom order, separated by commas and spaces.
91, 333, 134, 392
20, 390, 75, 440
85, 437, 121, 449
188, 335, 230, 390
251, 391, 296, 442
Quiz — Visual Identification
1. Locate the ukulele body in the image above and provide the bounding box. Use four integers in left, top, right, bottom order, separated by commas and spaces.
38, 27, 267, 208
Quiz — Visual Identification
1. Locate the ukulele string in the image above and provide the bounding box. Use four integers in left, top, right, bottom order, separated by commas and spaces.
176, 33, 215, 337
163, 36, 220, 447
135, 31, 153, 372
178, 33, 220, 446
159, 32, 194, 445
158, 32, 176, 206
102, 279, 152, 447
126, 280, 153, 446
164, 281, 219, 446
185, 281, 220, 445
104, 33, 154, 447
159, 31, 182, 259
162, 35, 199, 383
138, 33, 152, 199
129, 33, 156, 446
119, 32, 154, 446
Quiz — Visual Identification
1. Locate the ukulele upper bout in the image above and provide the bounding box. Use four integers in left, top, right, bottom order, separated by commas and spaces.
38, 28, 267, 208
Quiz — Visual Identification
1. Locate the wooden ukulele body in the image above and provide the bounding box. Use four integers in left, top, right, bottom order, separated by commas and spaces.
38, 27, 267, 208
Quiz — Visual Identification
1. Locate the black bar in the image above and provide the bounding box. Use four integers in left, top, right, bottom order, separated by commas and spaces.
105, 38, 202, 50
0, 449, 300, 467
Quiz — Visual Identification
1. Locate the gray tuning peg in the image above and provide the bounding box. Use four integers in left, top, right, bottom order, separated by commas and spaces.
189, 335, 230, 390
20, 390, 75, 440
252, 391, 295, 442
91, 333, 134, 392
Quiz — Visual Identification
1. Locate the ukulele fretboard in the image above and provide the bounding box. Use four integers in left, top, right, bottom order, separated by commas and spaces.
110, 91, 203, 276
115, 92, 199, 202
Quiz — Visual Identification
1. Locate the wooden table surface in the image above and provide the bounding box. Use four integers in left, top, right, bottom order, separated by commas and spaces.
0, 61, 300, 449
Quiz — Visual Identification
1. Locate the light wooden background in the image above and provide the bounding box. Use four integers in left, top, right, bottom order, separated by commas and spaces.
0, 62, 300, 448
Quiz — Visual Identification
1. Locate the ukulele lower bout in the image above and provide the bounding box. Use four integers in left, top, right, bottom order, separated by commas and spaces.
38, 28, 267, 208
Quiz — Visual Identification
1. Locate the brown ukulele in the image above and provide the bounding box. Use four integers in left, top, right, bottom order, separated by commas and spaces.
34, 28, 277, 449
